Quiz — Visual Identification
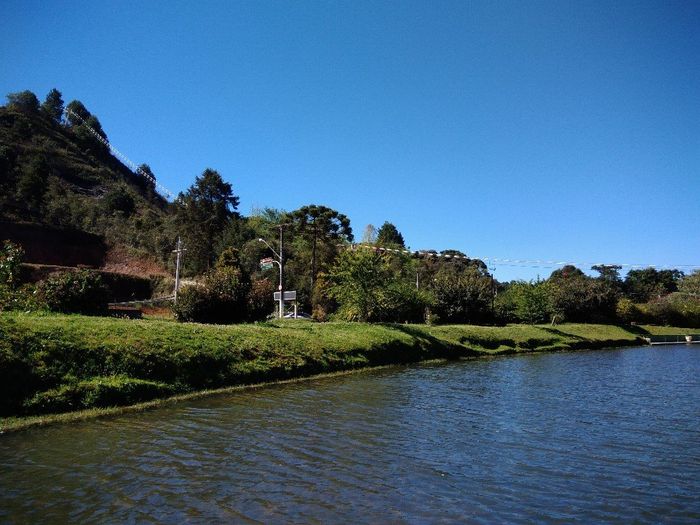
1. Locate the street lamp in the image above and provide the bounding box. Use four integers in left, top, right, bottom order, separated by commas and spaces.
258, 236, 284, 318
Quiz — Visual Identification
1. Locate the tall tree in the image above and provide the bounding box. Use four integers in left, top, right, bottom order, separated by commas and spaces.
624, 268, 683, 302
64, 100, 91, 126
174, 169, 240, 273
16, 156, 48, 217
327, 248, 428, 322
430, 264, 493, 324
137, 163, 156, 184
361, 224, 377, 244
64, 100, 109, 154
547, 265, 618, 323
289, 204, 353, 299
41, 89, 64, 123
376, 221, 405, 248
591, 264, 622, 283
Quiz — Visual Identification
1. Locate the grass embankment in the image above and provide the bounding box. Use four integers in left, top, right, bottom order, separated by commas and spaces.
0, 313, 681, 432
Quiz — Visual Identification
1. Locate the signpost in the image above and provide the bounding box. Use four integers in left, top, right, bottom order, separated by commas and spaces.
273, 290, 298, 318
273, 291, 297, 301
259, 257, 274, 271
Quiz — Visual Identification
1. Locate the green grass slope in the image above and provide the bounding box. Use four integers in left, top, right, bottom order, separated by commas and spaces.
0, 312, 660, 430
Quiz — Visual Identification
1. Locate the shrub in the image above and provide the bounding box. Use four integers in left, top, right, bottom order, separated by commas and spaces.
498, 281, 551, 324
247, 278, 275, 321
327, 249, 430, 322
103, 186, 135, 216
640, 293, 700, 328
0, 283, 42, 312
0, 240, 24, 289
38, 269, 109, 314
173, 267, 248, 324
616, 298, 641, 324
6, 90, 40, 113
382, 281, 431, 323
430, 267, 493, 324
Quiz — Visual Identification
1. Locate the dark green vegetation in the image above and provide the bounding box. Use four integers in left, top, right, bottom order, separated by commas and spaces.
2, 312, 678, 425
0, 90, 171, 262
1, 88, 699, 327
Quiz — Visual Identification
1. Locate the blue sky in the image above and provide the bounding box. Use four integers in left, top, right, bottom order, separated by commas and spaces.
2, 0, 698, 280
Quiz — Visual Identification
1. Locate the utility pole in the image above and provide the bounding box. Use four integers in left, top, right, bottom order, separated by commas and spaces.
172, 237, 186, 304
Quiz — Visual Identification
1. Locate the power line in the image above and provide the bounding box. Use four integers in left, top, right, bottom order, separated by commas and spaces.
64, 108, 173, 199
350, 244, 700, 271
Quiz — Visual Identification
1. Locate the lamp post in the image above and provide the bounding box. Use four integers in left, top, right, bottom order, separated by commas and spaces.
258, 227, 285, 318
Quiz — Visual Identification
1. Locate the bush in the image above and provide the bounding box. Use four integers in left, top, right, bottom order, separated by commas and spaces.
103, 186, 135, 216
382, 281, 431, 323
6, 91, 40, 113
0, 240, 24, 288
430, 267, 493, 324
616, 298, 641, 324
328, 250, 430, 322
640, 293, 700, 328
496, 281, 551, 324
173, 267, 248, 324
0, 283, 42, 312
247, 278, 275, 321
38, 269, 109, 314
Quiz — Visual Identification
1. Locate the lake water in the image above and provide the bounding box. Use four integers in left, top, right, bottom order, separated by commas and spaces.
1, 345, 699, 523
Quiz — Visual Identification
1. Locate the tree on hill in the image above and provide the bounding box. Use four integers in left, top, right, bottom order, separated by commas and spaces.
16, 156, 49, 218
41, 89, 64, 123
6, 91, 39, 113
103, 186, 136, 216
289, 204, 353, 301
65, 100, 109, 155
592, 264, 622, 283
376, 221, 405, 248
547, 265, 619, 323
624, 268, 683, 302
65, 100, 91, 125
174, 168, 240, 274
137, 163, 156, 184
361, 224, 377, 244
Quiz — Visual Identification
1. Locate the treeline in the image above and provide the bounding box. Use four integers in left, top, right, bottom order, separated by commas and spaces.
1, 89, 699, 327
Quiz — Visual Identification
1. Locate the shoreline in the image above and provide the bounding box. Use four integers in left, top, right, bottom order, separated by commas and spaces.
0, 312, 682, 434
1, 343, 643, 434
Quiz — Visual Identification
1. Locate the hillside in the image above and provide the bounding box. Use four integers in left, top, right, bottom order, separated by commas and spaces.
0, 95, 174, 274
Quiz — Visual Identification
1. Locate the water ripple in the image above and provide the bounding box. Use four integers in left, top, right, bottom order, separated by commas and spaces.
2, 345, 700, 523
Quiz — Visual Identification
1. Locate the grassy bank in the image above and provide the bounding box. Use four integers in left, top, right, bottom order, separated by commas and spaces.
0, 312, 683, 432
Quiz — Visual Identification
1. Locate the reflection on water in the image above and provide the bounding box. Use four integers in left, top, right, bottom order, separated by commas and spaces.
2, 345, 700, 523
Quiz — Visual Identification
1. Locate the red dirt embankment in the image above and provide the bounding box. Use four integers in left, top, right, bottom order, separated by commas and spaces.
1, 222, 106, 267
101, 246, 170, 277
1, 222, 170, 277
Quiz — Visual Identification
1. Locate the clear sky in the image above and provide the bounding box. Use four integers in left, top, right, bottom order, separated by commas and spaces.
2, 0, 698, 280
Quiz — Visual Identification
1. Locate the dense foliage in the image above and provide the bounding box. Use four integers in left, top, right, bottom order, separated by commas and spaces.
1, 88, 698, 327
38, 269, 109, 314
